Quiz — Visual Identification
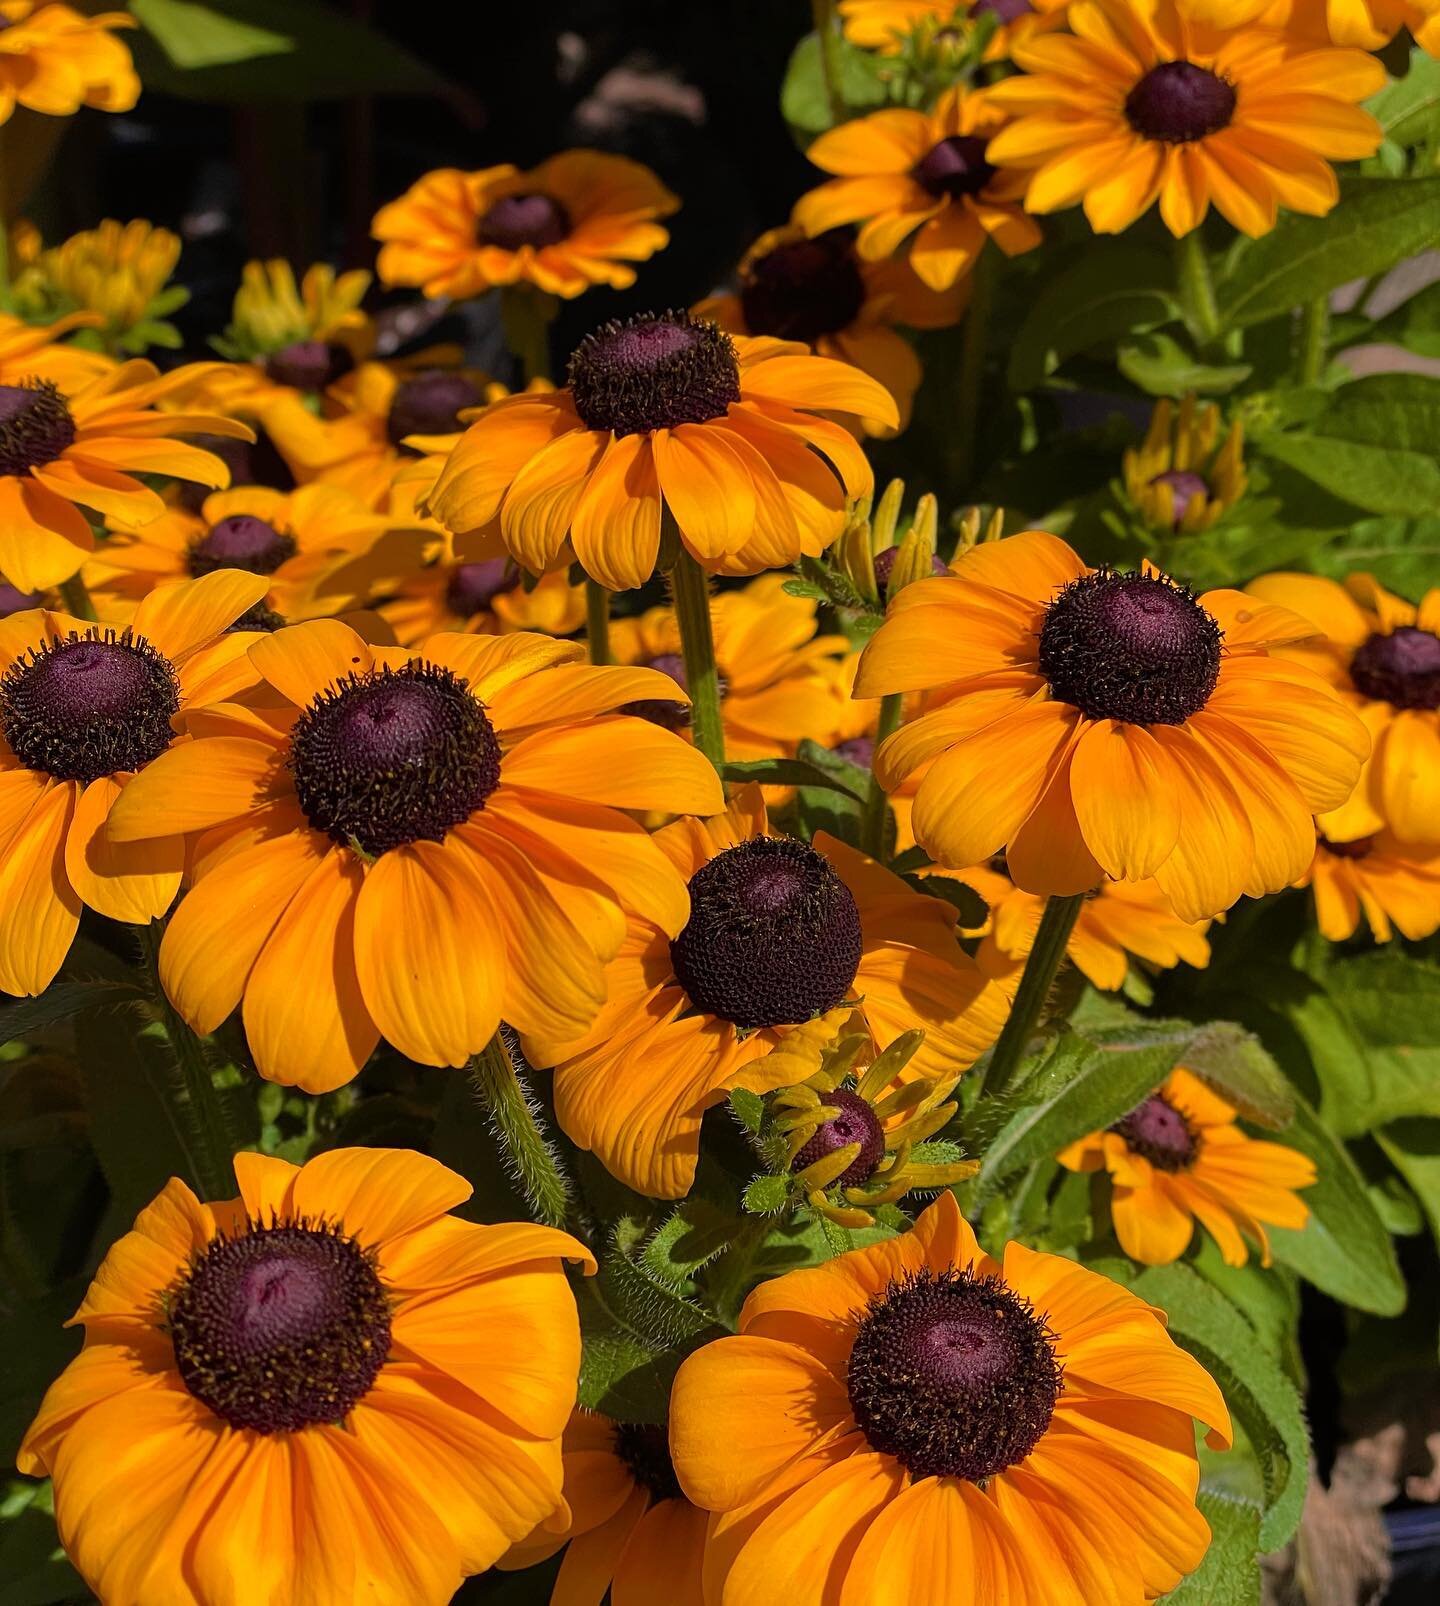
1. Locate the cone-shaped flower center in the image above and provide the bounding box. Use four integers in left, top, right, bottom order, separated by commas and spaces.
612, 1421, 683, 1502
1112, 1092, 1198, 1171
264, 339, 355, 393
793, 1089, 886, 1187
1038, 569, 1222, 725
289, 663, 501, 857
913, 135, 996, 201
740, 229, 867, 344
1350, 627, 1440, 711
188, 514, 298, 578
477, 192, 571, 251
179, 431, 295, 512
386, 371, 485, 447
1149, 469, 1209, 527
1125, 61, 1236, 144
168, 1222, 391, 1434
445, 558, 519, 618
228, 601, 287, 633
0, 380, 77, 475
622, 651, 710, 732
872, 545, 949, 591
848, 1268, 1063, 1481
0, 629, 180, 783
568, 312, 742, 437
670, 836, 863, 1030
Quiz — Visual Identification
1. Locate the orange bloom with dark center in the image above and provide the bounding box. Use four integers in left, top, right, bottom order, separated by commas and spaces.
376, 555, 586, 646
1305, 832, 1440, 943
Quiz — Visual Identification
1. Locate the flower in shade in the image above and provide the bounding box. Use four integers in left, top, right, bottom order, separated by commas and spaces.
0, 2, 139, 126
839, 0, 1072, 60
28, 219, 184, 354
376, 555, 586, 646
87, 483, 393, 629
0, 571, 269, 997
427, 311, 896, 591
1123, 395, 1246, 536
792, 85, 1043, 291
609, 572, 848, 770
373, 151, 679, 301
500, 1409, 708, 1603
854, 530, 1369, 920
19, 1146, 594, 1605
1305, 831, 1440, 944
671, 1190, 1231, 1604
0, 308, 112, 391
695, 224, 966, 434
984, 0, 1386, 237
106, 620, 723, 1092
215, 259, 372, 372
1058, 1068, 1315, 1266
1245, 571, 1440, 847
524, 785, 1006, 1199
0, 359, 251, 592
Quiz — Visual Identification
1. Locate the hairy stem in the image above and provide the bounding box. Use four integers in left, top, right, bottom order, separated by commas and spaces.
669, 539, 727, 774
469, 1033, 571, 1229
860, 693, 903, 860
980, 893, 1085, 1099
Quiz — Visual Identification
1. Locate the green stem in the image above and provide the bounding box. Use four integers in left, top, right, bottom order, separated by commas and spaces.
469, 1034, 571, 1228
1297, 294, 1329, 387
59, 573, 97, 622
810, 0, 846, 125
585, 578, 611, 666
860, 693, 903, 860
952, 244, 997, 495
499, 286, 553, 384
669, 539, 727, 774
139, 921, 237, 1201
1175, 230, 1221, 351
980, 893, 1085, 1099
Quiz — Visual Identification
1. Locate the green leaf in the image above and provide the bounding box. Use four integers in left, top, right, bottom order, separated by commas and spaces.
0, 1279, 86, 1468
1365, 48, 1440, 147
1161, 1491, 1262, 1605
1117, 331, 1251, 398
742, 1174, 793, 1215
1180, 1023, 1294, 1130
0, 1484, 86, 1606
1377, 1118, 1440, 1247
780, 31, 890, 141
903, 873, 988, 928
0, 981, 145, 1050
132, 0, 289, 66
1216, 177, 1440, 330
722, 758, 863, 799
1312, 514, 1440, 601
795, 738, 871, 802
642, 1198, 741, 1285
728, 1087, 765, 1135
1370, 277, 1440, 359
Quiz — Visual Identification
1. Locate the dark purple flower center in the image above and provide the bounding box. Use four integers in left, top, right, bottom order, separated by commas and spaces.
913, 136, 996, 201
847, 1267, 1063, 1481
1350, 627, 1440, 711
0, 629, 180, 782
792, 1089, 886, 1187
477, 192, 572, 252
833, 734, 875, 769
0, 381, 77, 476
178, 430, 295, 512
1112, 1092, 1198, 1171
386, 371, 485, 448
568, 312, 741, 437
873, 544, 950, 592
620, 651, 720, 732
188, 514, 298, 578
612, 1421, 683, 1503
0, 582, 38, 618
445, 558, 520, 618
970, 0, 1034, 21
289, 663, 501, 856
1038, 569, 1222, 725
1319, 833, 1374, 861
228, 601, 288, 634
263, 339, 355, 393
1149, 469, 1209, 528
739, 229, 867, 345
168, 1222, 391, 1435
669, 836, 862, 1030
1125, 61, 1237, 144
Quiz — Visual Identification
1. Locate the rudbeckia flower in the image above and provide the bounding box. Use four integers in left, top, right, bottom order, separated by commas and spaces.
984, 0, 1386, 238
373, 150, 678, 302
1245, 572, 1440, 848
1195, 0, 1440, 54
19, 1147, 595, 1605
1058, 1068, 1315, 1265
1305, 831, 1440, 943
0, 359, 251, 592
214, 258, 373, 389
839, 0, 1071, 61
87, 483, 393, 629
501, 1409, 708, 1602
1122, 395, 1246, 536
0, 571, 269, 997
696, 225, 965, 434
670, 1190, 1232, 1604
0, 308, 112, 391
30, 218, 182, 351
0, 2, 139, 126
107, 620, 723, 1092
854, 530, 1369, 920
427, 311, 897, 592
525, 785, 1006, 1199
376, 556, 586, 646
608, 573, 848, 769
792, 85, 1043, 291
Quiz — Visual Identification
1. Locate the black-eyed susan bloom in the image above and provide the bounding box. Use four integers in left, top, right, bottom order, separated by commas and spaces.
670, 1190, 1231, 1604
377, 556, 586, 646
373, 151, 678, 302
500, 1409, 708, 1603
525, 786, 1006, 1199
984, 0, 1386, 237
0, 360, 251, 592
27, 218, 182, 352
855, 531, 1369, 920
1123, 395, 1246, 535
839, 0, 1072, 60
427, 312, 897, 591
19, 1147, 594, 1606
106, 620, 723, 1092
1305, 832, 1440, 944
1058, 1068, 1315, 1266
0, 572, 267, 996
792, 86, 1042, 290
0, 2, 139, 125
1203, 0, 1440, 53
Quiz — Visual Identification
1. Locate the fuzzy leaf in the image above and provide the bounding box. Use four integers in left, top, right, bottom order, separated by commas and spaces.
743, 1174, 793, 1216
728, 1087, 766, 1135
1161, 1491, 1263, 1604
